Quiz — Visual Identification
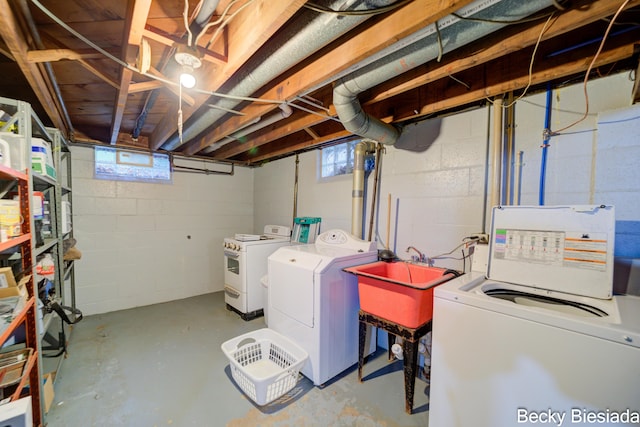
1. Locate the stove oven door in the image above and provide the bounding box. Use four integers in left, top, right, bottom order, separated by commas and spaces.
224, 248, 246, 312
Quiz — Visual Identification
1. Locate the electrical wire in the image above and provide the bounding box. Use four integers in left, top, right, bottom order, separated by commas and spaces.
29, 0, 285, 107
303, 0, 412, 16
549, 0, 632, 136
196, 0, 242, 45
485, 13, 556, 108
430, 236, 481, 261
199, 0, 256, 49
206, 0, 255, 49
183, 0, 194, 47
451, 10, 555, 25
435, 20, 443, 62
287, 101, 342, 123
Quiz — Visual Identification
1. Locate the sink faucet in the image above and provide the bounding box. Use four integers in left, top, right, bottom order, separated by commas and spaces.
406, 246, 427, 263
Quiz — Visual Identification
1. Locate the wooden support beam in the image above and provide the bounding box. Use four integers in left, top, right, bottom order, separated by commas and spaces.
110, 0, 153, 144
142, 26, 227, 63
0, 47, 14, 61
0, 0, 67, 134
241, 130, 356, 164
149, 0, 309, 150
366, 0, 640, 106
182, 0, 475, 155
77, 59, 120, 89
304, 128, 320, 140
129, 80, 164, 93
392, 40, 638, 123
27, 48, 105, 62
213, 107, 332, 158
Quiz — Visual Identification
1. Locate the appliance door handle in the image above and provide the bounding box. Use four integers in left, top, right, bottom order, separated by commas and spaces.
224, 250, 240, 258
224, 286, 240, 298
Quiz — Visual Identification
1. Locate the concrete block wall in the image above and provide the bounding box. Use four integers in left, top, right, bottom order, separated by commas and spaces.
70, 146, 253, 315
69, 72, 640, 314
255, 107, 490, 271
514, 74, 635, 207
254, 72, 639, 273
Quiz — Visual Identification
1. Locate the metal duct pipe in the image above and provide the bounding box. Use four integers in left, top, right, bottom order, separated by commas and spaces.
162, 0, 400, 151
201, 103, 292, 154
352, 139, 376, 238
334, 0, 555, 144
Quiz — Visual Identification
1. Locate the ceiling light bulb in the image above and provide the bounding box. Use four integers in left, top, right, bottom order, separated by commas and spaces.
180, 66, 196, 88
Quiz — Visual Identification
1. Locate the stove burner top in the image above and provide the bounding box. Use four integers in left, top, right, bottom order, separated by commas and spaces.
234, 234, 261, 241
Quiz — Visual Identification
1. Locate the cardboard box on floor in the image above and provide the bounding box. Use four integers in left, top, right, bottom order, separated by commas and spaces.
43, 373, 55, 413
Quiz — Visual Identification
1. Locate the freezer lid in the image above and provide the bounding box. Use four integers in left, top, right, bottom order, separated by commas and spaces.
487, 205, 615, 299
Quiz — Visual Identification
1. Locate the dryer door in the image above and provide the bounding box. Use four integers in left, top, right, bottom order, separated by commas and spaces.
269, 250, 321, 327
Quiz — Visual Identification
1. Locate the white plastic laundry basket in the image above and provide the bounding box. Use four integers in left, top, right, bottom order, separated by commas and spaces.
221, 328, 308, 405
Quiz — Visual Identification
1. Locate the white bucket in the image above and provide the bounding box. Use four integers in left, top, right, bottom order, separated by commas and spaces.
0, 138, 11, 168
0, 132, 27, 172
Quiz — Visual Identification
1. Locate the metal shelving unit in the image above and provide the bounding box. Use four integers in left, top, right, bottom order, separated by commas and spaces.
0, 96, 75, 424
0, 97, 44, 425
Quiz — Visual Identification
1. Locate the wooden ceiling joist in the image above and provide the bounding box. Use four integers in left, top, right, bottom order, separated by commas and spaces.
110, 0, 153, 145
0, 0, 67, 134
27, 48, 105, 62
149, 0, 310, 151
183, 0, 476, 156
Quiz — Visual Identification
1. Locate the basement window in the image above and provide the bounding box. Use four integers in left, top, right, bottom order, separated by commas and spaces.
94, 146, 172, 183
320, 140, 374, 179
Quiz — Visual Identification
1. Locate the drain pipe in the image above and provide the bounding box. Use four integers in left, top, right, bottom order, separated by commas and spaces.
352, 139, 376, 238
161, 0, 400, 151
334, 0, 554, 144
201, 104, 292, 154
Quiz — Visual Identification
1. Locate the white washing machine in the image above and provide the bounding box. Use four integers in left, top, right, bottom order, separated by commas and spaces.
429, 205, 640, 427
267, 229, 378, 386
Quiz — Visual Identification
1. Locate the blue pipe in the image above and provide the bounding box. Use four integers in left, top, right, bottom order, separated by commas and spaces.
539, 85, 552, 205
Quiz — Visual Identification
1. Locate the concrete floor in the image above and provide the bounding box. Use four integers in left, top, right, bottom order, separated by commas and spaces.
45, 292, 431, 426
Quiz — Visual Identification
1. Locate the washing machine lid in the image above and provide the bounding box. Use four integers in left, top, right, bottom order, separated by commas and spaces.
487, 205, 615, 299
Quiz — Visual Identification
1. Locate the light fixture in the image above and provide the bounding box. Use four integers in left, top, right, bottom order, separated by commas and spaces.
179, 66, 197, 88
174, 46, 202, 88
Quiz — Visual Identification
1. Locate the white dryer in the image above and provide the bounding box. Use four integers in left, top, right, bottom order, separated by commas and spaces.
429, 205, 640, 427
267, 229, 378, 386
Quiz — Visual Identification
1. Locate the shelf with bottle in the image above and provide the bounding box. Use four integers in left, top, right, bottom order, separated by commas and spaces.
0, 153, 41, 426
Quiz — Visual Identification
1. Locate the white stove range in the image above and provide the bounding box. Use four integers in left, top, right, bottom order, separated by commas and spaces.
223, 225, 291, 320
